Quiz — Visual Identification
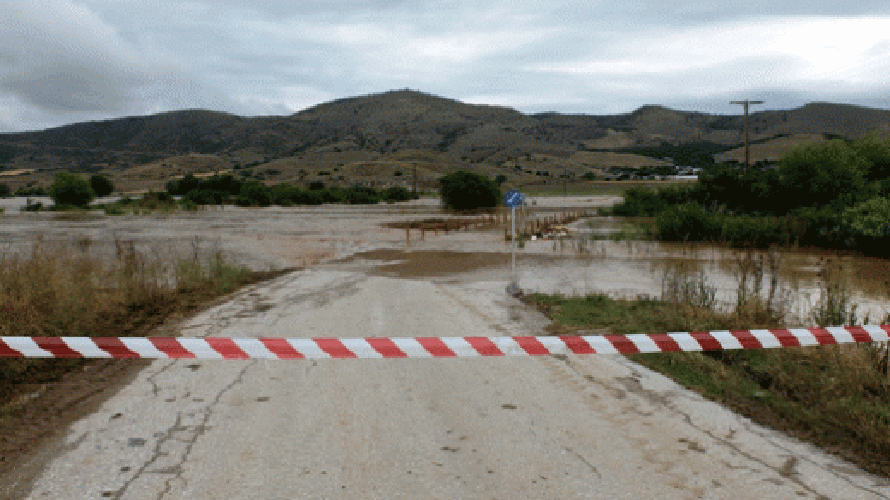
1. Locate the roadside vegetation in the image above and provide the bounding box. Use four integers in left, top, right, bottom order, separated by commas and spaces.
602, 132, 890, 257
521, 251, 890, 477
0, 235, 296, 418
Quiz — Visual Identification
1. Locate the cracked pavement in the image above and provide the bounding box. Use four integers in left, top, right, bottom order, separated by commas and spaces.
8, 197, 890, 499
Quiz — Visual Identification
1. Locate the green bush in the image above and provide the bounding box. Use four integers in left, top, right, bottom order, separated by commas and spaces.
203, 174, 242, 196
322, 186, 347, 204
165, 174, 201, 196
779, 139, 870, 210
720, 216, 785, 248
23, 200, 43, 212
382, 186, 412, 202
185, 189, 226, 205
300, 190, 325, 205
269, 183, 302, 206
236, 181, 271, 207
49, 172, 95, 208
345, 186, 380, 204
103, 204, 125, 216
438, 170, 501, 211
0, 182, 9, 198
840, 197, 890, 256
656, 203, 721, 242
89, 174, 114, 197
308, 181, 325, 191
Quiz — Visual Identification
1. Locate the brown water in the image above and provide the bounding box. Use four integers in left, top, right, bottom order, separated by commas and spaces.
459, 220, 890, 327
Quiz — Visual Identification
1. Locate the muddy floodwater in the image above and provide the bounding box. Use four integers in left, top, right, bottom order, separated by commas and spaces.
2, 197, 889, 327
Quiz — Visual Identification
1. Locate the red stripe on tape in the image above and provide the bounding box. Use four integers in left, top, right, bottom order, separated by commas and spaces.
34, 337, 82, 358
561, 335, 597, 354
730, 330, 763, 349
0, 339, 23, 357
93, 337, 140, 358
648, 333, 682, 352
845, 326, 874, 343
416, 337, 456, 357
770, 329, 801, 348
513, 336, 550, 356
600, 334, 637, 354
148, 337, 195, 358
315, 338, 356, 358
206, 338, 249, 359
260, 338, 305, 359
465, 337, 503, 356
366, 338, 407, 358
809, 328, 838, 346
689, 332, 723, 351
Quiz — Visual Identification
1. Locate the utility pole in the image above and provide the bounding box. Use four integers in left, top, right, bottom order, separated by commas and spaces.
413, 166, 417, 197
730, 100, 764, 171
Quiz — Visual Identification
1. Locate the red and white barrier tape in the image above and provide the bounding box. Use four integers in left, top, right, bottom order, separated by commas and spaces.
1, 326, 888, 359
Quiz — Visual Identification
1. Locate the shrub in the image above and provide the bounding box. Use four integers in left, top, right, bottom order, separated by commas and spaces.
166, 174, 201, 196
720, 216, 785, 248
322, 186, 347, 204
841, 197, 890, 256
382, 186, 412, 202
269, 183, 304, 206
89, 174, 114, 197
203, 174, 242, 196
185, 189, 226, 205
656, 203, 721, 242
103, 204, 125, 216
345, 186, 380, 204
0, 182, 9, 198
299, 190, 325, 205
49, 172, 95, 208
308, 181, 325, 191
237, 181, 271, 207
438, 170, 501, 211
23, 200, 43, 212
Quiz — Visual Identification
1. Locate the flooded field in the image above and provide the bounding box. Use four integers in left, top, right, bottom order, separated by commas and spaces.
2, 197, 889, 327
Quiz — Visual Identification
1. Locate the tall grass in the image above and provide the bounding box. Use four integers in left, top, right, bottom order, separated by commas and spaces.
521, 247, 890, 476
0, 235, 258, 408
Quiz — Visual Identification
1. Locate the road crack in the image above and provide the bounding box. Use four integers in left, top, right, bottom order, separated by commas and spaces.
111, 361, 257, 500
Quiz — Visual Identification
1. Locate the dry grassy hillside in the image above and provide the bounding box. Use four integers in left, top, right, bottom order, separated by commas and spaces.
713, 134, 828, 163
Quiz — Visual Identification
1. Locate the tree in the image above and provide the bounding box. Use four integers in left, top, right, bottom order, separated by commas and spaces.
438, 170, 501, 211
779, 139, 870, 210
89, 174, 114, 197
851, 132, 890, 195
495, 174, 507, 185
0, 182, 9, 198
50, 172, 95, 208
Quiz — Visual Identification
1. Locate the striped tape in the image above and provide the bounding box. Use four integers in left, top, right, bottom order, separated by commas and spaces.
1, 326, 888, 359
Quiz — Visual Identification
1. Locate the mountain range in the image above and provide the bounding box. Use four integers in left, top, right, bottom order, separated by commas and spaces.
1, 89, 889, 193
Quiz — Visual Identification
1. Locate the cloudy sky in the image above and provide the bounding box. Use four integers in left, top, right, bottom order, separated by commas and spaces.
2, 0, 889, 133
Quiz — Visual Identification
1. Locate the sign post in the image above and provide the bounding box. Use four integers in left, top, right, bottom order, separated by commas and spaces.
503, 190, 524, 296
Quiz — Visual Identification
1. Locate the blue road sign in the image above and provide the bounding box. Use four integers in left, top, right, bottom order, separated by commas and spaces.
503, 189, 524, 208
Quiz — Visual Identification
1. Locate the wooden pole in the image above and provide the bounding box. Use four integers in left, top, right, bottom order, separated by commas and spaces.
730, 100, 764, 172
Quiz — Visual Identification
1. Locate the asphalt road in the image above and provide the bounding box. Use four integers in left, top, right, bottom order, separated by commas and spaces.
4, 198, 890, 499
